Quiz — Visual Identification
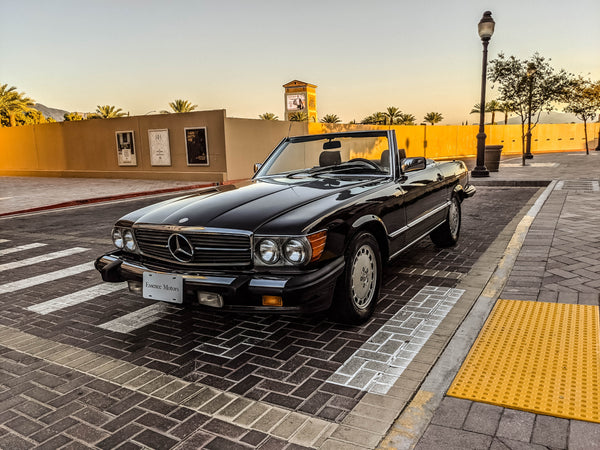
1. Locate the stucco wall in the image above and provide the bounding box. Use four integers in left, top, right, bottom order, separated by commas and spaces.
224, 118, 308, 181
0, 110, 228, 181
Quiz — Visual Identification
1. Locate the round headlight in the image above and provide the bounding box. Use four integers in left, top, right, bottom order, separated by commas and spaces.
258, 239, 279, 264
112, 228, 124, 249
284, 239, 308, 264
123, 230, 136, 251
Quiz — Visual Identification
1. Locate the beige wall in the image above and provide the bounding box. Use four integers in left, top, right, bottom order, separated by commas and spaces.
0, 110, 228, 181
224, 118, 308, 181
1, 114, 599, 182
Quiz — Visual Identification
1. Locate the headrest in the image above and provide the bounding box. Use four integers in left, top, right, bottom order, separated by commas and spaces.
319, 150, 341, 167
380, 150, 390, 168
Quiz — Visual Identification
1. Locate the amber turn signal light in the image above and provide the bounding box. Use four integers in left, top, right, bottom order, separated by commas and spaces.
262, 296, 283, 306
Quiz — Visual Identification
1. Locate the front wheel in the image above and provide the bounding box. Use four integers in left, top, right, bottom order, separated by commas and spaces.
330, 232, 382, 324
430, 195, 461, 247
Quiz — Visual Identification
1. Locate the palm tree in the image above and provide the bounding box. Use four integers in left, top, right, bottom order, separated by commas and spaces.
499, 101, 513, 125
424, 112, 443, 125
289, 111, 308, 121
470, 100, 505, 125
320, 114, 341, 123
361, 112, 386, 125
0, 84, 34, 127
168, 99, 197, 113
95, 105, 127, 119
398, 113, 416, 125
259, 112, 278, 120
384, 106, 402, 125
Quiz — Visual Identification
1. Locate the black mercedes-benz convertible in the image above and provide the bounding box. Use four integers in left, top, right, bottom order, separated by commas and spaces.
96, 130, 475, 323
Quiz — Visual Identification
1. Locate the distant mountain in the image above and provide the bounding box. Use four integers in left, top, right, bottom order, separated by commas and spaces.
32, 103, 69, 122
506, 111, 582, 125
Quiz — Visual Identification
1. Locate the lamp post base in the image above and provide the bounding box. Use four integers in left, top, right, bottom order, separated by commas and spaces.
471, 166, 490, 177
524, 153, 534, 159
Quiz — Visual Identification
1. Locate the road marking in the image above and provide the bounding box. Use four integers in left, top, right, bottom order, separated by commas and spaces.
0, 262, 95, 294
327, 286, 464, 395
0, 239, 9, 243
0, 242, 48, 257
27, 283, 126, 315
0, 247, 89, 272
98, 302, 175, 333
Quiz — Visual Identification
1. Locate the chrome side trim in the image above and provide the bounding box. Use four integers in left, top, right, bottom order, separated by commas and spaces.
249, 278, 289, 289
389, 201, 450, 239
389, 222, 445, 260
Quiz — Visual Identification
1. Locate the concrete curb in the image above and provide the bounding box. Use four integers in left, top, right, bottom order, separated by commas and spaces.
0, 182, 216, 217
379, 180, 557, 449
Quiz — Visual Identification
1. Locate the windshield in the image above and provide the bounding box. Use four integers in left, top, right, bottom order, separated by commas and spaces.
256, 135, 392, 178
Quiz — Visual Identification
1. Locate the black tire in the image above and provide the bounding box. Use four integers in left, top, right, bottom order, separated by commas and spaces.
330, 232, 382, 324
430, 195, 461, 247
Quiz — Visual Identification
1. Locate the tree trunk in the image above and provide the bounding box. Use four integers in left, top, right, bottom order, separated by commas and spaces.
9, 113, 16, 127
491, 111, 496, 125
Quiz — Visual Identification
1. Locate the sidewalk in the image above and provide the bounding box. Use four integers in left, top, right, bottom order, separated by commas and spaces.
383, 151, 600, 449
1, 151, 599, 449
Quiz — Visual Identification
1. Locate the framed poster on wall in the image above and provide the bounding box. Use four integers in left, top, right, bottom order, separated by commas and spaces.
148, 129, 171, 166
286, 93, 306, 111
184, 127, 209, 166
116, 131, 137, 166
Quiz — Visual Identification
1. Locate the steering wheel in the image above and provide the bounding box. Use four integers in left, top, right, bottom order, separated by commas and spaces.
346, 158, 381, 170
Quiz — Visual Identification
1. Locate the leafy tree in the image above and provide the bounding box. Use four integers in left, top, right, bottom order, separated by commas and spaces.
563, 77, 600, 154
64, 112, 85, 121
289, 111, 309, 121
259, 112, 278, 120
0, 84, 34, 127
488, 53, 571, 163
423, 112, 443, 125
320, 114, 341, 123
398, 113, 416, 125
384, 106, 402, 125
95, 105, 127, 118
167, 99, 197, 113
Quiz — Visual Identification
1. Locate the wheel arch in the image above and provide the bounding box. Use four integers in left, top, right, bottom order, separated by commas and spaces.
350, 215, 390, 262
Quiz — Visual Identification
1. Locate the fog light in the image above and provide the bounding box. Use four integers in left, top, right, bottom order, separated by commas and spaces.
197, 292, 224, 308
262, 295, 283, 307
127, 280, 142, 294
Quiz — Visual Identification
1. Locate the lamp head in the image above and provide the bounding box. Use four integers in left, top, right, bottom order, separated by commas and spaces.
478, 11, 495, 41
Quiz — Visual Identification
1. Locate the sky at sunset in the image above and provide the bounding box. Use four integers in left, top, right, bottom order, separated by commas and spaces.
1, 0, 599, 124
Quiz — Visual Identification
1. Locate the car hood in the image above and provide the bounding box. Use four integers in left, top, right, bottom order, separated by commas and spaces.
120, 177, 383, 233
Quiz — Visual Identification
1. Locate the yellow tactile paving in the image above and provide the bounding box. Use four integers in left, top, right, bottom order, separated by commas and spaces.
448, 299, 600, 423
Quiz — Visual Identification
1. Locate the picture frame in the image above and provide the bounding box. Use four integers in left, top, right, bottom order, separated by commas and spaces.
184, 127, 209, 166
116, 131, 137, 166
148, 129, 171, 166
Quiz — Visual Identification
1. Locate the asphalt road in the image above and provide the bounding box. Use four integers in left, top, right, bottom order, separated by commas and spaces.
0, 186, 540, 448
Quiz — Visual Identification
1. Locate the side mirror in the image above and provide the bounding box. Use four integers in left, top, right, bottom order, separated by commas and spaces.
401, 157, 426, 173
253, 163, 262, 173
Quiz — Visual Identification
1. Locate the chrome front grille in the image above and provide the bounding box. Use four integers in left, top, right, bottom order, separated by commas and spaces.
134, 227, 252, 266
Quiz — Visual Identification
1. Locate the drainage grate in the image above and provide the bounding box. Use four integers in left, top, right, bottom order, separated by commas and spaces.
554, 180, 600, 191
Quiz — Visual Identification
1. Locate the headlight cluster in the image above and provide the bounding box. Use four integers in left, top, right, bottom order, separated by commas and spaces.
112, 227, 138, 252
254, 230, 327, 267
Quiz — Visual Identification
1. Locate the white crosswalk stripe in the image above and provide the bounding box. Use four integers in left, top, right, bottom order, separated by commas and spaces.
0, 262, 95, 294
27, 283, 126, 315
98, 303, 174, 334
0, 243, 48, 257
0, 247, 89, 272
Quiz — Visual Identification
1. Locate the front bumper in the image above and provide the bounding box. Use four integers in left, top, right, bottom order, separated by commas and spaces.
94, 251, 345, 314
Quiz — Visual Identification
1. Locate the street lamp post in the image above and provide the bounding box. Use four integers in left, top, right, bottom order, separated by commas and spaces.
524, 64, 536, 160
471, 11, 495, 178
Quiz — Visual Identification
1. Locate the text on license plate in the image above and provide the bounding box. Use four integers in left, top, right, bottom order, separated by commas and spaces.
142, 272, 183, 304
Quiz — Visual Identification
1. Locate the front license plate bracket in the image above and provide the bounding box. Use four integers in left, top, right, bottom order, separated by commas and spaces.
142, 272, 183, 304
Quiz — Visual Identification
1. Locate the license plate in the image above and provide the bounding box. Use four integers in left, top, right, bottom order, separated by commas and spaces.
142, 272, 183, 304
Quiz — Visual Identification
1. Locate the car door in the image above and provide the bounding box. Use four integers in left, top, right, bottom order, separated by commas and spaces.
400, 159, 446, 244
